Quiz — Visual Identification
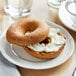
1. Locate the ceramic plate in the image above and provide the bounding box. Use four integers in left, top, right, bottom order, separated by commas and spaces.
59, 1, 76, 31
0, 21, 74, 70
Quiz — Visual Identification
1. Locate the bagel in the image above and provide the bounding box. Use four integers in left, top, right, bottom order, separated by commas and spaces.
6, 18, 50, 46
23, 28, 66, 59
23, 44, 65, 59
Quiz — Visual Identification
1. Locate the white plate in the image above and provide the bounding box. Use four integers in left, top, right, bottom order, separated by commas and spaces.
0, 21, 74, 70
58, 1, 76, 31
47, 0, 60, 8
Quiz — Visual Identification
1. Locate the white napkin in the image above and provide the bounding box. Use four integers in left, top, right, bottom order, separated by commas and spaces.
0, 52, 20, 76
72, 68, 76, 76
0, 16, 20, 76
74, 70, 76, 76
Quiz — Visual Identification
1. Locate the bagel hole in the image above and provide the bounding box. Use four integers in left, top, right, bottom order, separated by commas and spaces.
26, 22, 38, 31
23, 21, 39, 35
25, 31, 31, 35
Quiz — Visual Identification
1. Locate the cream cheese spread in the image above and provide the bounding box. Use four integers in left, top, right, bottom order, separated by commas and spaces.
27, 28, 66, 52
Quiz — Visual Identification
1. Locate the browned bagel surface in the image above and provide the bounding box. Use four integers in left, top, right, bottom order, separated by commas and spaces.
6, 18, 50, 46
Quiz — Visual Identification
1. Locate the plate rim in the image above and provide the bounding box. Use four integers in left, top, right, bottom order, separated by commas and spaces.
58, 1, 76, 31
0, 21, 75, 70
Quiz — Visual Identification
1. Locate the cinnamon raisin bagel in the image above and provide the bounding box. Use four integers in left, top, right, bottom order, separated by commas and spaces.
23, 28, 66, 59
6, 18, 50, 46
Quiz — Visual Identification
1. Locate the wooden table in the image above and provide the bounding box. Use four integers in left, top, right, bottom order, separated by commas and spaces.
0, 0, 76, 76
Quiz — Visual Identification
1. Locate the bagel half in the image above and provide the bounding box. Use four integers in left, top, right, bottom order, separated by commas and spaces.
6, 18, 50, 46
23, 44, 65, 59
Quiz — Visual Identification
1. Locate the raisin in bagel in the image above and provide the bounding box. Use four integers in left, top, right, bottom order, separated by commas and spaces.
23, 28, 66, 59
6, 18, 50, 46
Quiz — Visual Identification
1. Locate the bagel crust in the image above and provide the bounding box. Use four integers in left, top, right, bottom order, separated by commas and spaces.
23, 44, 65, 59
6, 18, 50, 46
